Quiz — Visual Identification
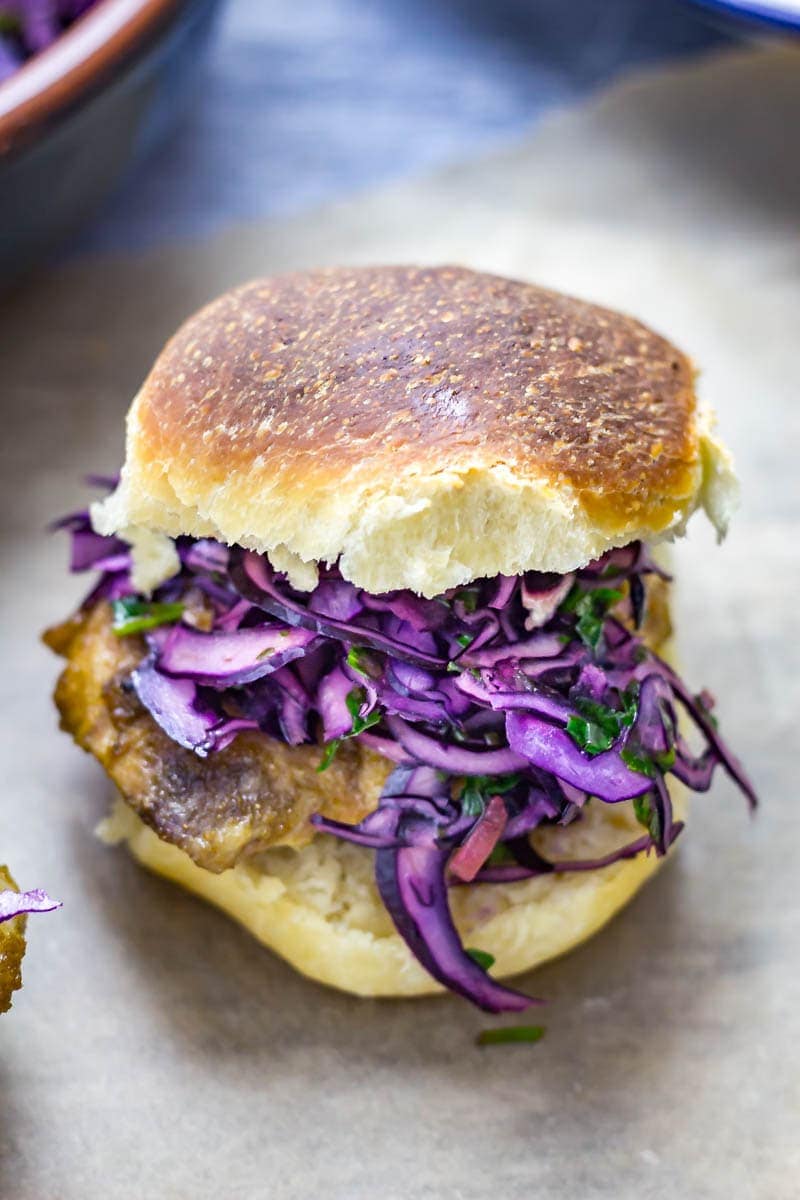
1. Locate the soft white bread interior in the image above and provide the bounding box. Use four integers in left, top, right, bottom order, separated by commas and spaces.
99, 784, 685, 999
92, 266, 737, 596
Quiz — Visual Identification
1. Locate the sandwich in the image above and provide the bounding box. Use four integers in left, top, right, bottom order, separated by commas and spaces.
45, 265, 756, 1013
0, 870, 59, 1012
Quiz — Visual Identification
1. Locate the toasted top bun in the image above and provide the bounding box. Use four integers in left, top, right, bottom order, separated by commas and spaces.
93, 265, 737, 596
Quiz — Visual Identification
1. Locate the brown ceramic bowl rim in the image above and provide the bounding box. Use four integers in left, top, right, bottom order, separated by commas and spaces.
0, 0, 185, 154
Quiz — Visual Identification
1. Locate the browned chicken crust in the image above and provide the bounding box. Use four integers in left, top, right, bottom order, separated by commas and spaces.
45, 603, 390, 872
0, 865, 27, 1014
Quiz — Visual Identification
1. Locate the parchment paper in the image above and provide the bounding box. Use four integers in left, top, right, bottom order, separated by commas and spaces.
1, 46, 798, 1200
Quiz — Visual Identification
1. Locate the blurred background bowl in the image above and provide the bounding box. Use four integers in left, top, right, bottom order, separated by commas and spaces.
0, 0, 223, 285
688, 0, 800, 33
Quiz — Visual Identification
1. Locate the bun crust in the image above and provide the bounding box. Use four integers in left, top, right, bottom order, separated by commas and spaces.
102, 785, 685, 999
93, 266, 736, 596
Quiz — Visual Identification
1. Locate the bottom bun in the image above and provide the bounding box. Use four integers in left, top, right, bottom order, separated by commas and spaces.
99, 783, 685, 999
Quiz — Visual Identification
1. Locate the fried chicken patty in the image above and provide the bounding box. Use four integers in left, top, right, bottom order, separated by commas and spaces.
45, 603, 391, 872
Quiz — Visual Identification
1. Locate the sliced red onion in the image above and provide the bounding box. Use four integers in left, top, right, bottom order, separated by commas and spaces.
448, 795, 508, 882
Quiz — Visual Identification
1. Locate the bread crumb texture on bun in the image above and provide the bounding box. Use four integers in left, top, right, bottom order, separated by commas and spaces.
93, 265, 737, 596
100, 784, 685, 999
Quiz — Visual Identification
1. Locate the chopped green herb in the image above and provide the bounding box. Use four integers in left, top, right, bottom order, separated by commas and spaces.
620, 684, 640, 726
346, 646, 374, 676
633, 793, 662, 843
476, 1025, 546, 1046
256, 646, 275, 660
466, 948, 496, 971
561, 586, 623, 652
318, 688, 381, 771
486, 844, 515, 867
621, 747, 656, 777
316, 740, 341, 772
566, 691, 639, 756
621, 744, 676, 778
567, 714, 614, 755
456, 633, 474, 648
112, 598, 184, 637
344, 687, 381, 735
454, 588, 479, 613
460, 774, 521, 817
460, 783, 485, 818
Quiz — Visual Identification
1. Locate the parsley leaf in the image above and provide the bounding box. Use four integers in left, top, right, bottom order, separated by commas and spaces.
112, 598, 184, 637
466, 948, 495, 971
566, 690, 639, 756
621, 744, 676, 778
460, 774, 522, 817
317, 688, 381, 771
346, 646, 377, 677
561, 585, 623, 652
454, 588, 479, 613
633, 793, 662, 843
317, 740, 342, 772
344, 687, 381, 735
476, 1025, 546, 1046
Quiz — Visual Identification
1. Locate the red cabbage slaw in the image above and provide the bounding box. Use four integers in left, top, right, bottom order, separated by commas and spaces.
0, 0, 97, 81
0, 887, 60, 923
59, 482, 757, 1012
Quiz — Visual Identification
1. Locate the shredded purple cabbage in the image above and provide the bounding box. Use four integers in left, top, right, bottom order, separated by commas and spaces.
0, 887, 60, 923
59, 481, 757, 1012
0, 0, 98, 82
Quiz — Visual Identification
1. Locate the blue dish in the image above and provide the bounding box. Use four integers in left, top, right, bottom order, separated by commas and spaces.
0, 0, 223, 286
689, 0, 800, 33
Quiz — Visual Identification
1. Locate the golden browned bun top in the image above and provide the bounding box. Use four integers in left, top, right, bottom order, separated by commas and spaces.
94, 265, 736, 596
